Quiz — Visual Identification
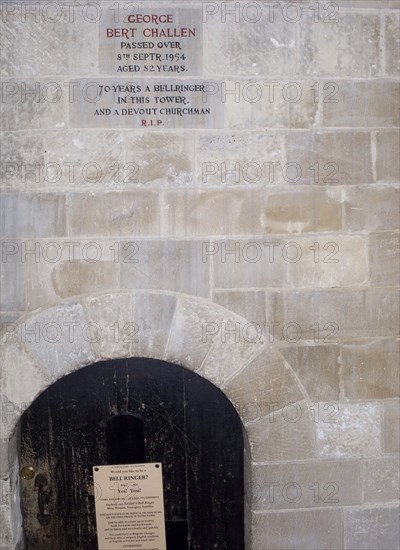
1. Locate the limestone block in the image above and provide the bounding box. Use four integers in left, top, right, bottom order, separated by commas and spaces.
223, 347, 304, 423
165, 296, 227, 370
204, 14, 299, 77
246, 400, 316, 462
131, 293, 177, 359
369, 232, 399, 286
383, 399, 400, 454
252, 509, 342, 550
0, 80, 66, 131
212, 291, 266, 327
343, 186, 399, 231
341, 339, 399, 400
198, 315, 265, 388
126, 132, 194, 187
334, 0, 400, 6
280, 344, 340, 402
165, 187, 343, 236
0, 132, 44, 189
364, 457, 400, 503
323, 81, 399, 127
211, 239, 287, 289
300, 13, 380, 77
316, 402, 381, 458
0, 335, 49, 437
0, 13, 97, 77
68, 192, 161, 237
376, 131, 400, 182
197, 133, 283, 186
20, 301, 95, 381
82, 293, 135, 361
120, 240, 210, 297
386, 13, 400, 77
224, 79, 318, 129
345, 506, 400, 550
1, 193, 66, 238
266, 288, 399, 340
162, 189, 261, 236
286, 235, 369, 288
0, 245, 25, 311
24, 240, 118, 310
43, 130, 124, 188
285, 132, 373, 185
258, 188, 342, 234
251, 459, 362, 510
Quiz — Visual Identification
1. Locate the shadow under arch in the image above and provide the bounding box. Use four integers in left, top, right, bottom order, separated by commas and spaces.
19, 357, 246, 550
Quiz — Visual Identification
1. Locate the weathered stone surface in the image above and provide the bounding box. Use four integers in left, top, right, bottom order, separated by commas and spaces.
20, 302, 95, 381
131, 293, 177, 359
323, 81, 399, 127
224, 347, 304, 423
258, 188, 342, 234
369, 232, 399, 286
345, 506, 400, 550
334, 0, 400, 6
386, 13, 400, 77
24, 240, 118, 310
82, 293, 135, 361
285, 132, 373, 185
0, 244, 25, 311
0, 80, 66, 131
120, 240, 210, 297
211, 239, 287, 288
266, 288, 399, 340
247, 400, 316, 462
286, 235, 368, 288
343, 186, 399, 232
165, 297, 225, 371
204, 13, 300, 77
126, 132, 194, 186
197, 132, 283, 186
301, 13, 380, 77
341, 339, 399, 399
251, 459, 362, 510
43, 130, 124, 188
376, 131, 400, 182
68, 192, 161, 237
280, 344, 340, 402
0, 132, 45, 189
199, 316, 264, 388
382, 399, 400, 454
163, 188, 342, 236
316, 402, 381, 458
0, 193, 66, 237
212, 290, 266, 327
225, 79, 318, 129
364, 457, 400, 503
0, 15, 97, 77
0, 335, 49, 437
252, 509, 343, 550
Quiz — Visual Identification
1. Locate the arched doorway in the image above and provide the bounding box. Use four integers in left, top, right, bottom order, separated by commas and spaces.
19, 357, 245, 550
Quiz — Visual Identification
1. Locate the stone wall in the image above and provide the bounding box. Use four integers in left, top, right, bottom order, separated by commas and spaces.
0, 1, 399, 549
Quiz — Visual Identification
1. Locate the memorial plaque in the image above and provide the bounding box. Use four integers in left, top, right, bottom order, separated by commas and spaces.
93, 463, 167, 550
100, 8, 203, 76
69, 79, 224, 128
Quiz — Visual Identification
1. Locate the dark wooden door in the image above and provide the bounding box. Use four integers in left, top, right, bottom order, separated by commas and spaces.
20, 358, 244, 550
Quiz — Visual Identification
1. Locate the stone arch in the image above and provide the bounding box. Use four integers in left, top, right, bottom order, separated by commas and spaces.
0, 291, 315, 549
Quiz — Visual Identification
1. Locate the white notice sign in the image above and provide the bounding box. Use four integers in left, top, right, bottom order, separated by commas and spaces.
93, 463, 167, 550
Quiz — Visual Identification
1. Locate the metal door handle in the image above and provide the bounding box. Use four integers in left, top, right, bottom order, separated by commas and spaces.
35, 474, 51, 526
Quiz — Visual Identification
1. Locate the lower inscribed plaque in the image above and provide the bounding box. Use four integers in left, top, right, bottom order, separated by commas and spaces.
69, 79, 224, 129
93, 463, 167, 550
